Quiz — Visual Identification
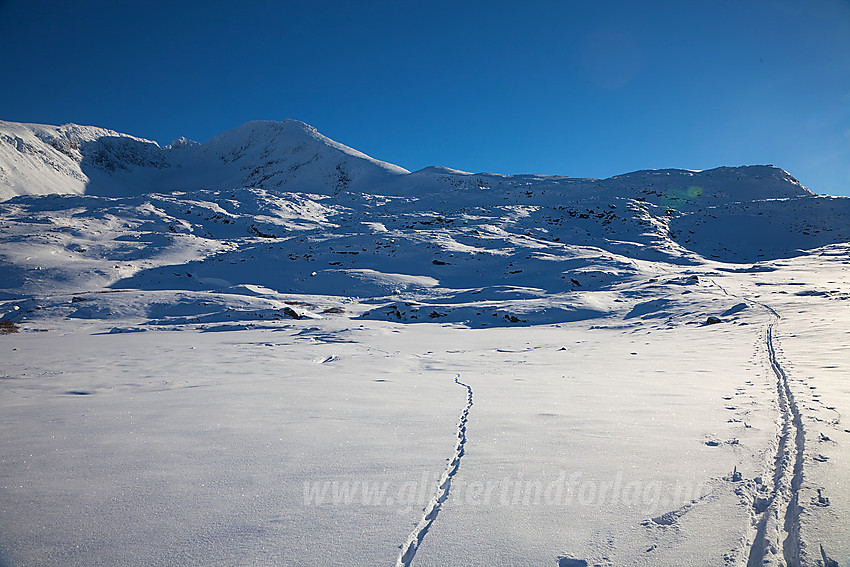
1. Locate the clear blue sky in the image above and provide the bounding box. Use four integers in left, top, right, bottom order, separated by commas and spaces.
1, 0, 849, 195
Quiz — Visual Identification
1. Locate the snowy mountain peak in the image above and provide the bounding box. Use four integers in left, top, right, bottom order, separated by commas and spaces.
0, 119, 411, 200
196, 118, 410, 184
167, 136, 200, 150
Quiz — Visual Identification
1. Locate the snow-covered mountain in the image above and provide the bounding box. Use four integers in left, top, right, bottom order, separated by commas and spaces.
2, 119, 846, 265
1, 119, 849, 566
0, 119, 814, 205
1, 120, 848, 301
0, 119, 408, 201
1, 118, 849, 323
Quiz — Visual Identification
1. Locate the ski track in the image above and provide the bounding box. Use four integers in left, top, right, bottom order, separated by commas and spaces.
396, 375, 473, 567
745, 304, 805, 567
707, 279, 806, 565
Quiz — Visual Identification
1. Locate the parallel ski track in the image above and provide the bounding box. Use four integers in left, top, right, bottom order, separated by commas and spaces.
396, 375, 473, 567
708, 278, 805, 565
746, 305, 805, 567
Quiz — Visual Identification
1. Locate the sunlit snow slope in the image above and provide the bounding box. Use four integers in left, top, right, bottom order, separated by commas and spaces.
1, 120, 849, 567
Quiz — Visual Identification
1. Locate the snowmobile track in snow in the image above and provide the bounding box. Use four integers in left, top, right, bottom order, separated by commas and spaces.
746, 306, 804, 567
396, 375, 473, 567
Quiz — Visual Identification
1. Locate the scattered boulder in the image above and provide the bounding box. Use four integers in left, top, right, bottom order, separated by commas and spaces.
0, 320, 19, 334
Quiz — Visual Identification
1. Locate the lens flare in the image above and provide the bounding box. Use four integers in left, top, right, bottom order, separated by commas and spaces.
687, 185, 703, 198
661, 185, 704, 211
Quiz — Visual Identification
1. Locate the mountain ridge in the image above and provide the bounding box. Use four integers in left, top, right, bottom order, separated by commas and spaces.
0, 119, 812, 204
0, 119, 409, 201
1, 117, 848, 329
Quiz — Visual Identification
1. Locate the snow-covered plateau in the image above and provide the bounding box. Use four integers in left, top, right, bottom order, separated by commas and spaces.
0, 119, 848, 566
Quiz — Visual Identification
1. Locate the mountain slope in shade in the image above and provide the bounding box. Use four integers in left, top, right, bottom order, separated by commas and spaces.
0, 121, 163, 200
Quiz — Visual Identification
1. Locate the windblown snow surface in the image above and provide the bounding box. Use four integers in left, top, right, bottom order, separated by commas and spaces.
0, 120, 849, 567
